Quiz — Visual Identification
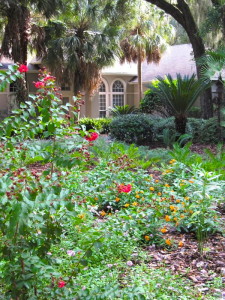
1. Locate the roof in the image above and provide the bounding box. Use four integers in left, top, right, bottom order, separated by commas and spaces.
102, 59, 137, 76
129, 44, 197, 84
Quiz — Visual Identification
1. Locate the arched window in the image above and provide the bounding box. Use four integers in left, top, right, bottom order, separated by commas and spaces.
112, 80, 124, 107
99, 81, 107, 117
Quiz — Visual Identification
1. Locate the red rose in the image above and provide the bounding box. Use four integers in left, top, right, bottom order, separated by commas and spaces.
34, 81, 45, 89
18, 64, 28, 73
118, 184, 132, 193
58, 280, 66, 288
85, 132, 99, 141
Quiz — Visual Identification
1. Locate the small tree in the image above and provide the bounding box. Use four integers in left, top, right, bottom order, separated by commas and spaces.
150, 73, 209, 135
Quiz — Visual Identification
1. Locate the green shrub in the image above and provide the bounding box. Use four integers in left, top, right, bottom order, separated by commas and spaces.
109, 114, 153, 145
186, 117, 220, 143
79, 117, 112, 133
109, 105, 138, 116
187, 106, 201, 118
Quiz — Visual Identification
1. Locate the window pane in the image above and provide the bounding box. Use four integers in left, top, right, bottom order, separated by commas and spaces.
9, 82, 17, 92
99, 111, 106, 118
113, 94, 124, 107
99, 82, 106, 92
99, 94, 106, 110
61, 85, 70, 91
112, 80, 124, 92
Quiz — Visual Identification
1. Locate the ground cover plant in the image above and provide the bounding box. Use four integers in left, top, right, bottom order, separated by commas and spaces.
0, 66, 225, 299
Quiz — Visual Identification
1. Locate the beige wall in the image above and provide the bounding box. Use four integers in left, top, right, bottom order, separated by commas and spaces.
86, 75, 135, 118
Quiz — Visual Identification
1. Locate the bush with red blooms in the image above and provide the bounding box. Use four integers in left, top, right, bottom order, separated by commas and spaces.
18, 64, 28, 73
117, 184, 132, 193
85, 132, 99, 141
58, 280, 66, 288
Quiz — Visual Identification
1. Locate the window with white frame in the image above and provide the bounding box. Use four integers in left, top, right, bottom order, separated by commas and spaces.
99, 82, 107, 117
112, 80, 124, 107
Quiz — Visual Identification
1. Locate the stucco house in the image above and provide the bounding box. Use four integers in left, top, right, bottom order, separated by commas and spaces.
0, 44, 220, 119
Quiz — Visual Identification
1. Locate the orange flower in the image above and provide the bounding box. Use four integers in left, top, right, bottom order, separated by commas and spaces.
165, 215, 171, 222
94, 197, 98, 200
189, 180, 194, 183
164, 184, 170, 187
100, 210, 106, 217
178, 241, 184, 247
115, 197, 120, 202
165, 239, 172, 246
155, 179, 159, 183
157, 192, 162, 196
149, 187, 155, 191
135, 194, 140, 199
144, 235, 150, 241
160, 228, 167, 233
176, 199, 181, 203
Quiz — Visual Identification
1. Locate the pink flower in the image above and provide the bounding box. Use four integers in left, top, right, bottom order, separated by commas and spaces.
34, 81, 45, 89
67, 250, 75, 257
58, 280, 66, 288
118, 184, 132, 193
126, 261, 133, 266
85, 132, 99, 142
18, 64, 28, 73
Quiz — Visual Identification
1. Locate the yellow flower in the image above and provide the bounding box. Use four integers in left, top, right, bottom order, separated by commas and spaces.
144, 235, 150, 241
180, 183, 184, 186
176, 199, 181, 203
140, 190, 144, 194
165, 215, 171, 222
189, 180, 194, 183
141, 197, 145, 201
180, 214, 185, 218
108, 213, 112, 216
149, 187, 155, 191
173, 217, 178, 222
135, 194, 140, 199
164, 184, 170, 187
160, 228, 167, 233
132, 202, 138, 206
169, 205, 175, 211
115, 197, 120, 202
184, 196, 190, 200
165, 239, 172, 246
178, 241, 184, 247
78, 213, 85, 219
94, 197, 98, 200
100, 210, 106, 217
124, 203, 130, 207
157, 192, 162, 196
155, 179, 159, 183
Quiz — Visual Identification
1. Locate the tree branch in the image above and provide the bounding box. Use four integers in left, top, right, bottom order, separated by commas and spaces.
144, 0, 185, 25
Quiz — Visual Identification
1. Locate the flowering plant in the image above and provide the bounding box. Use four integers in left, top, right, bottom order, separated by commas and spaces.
117, 184, 132, 193
85, 132, 99, 141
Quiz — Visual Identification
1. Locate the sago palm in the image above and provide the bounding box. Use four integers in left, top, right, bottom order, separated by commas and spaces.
151, 74, 209, 135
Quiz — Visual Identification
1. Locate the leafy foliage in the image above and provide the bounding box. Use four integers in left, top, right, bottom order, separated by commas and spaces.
109, 114, 153, 145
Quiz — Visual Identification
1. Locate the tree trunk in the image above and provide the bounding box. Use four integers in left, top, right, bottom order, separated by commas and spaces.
137, 47, 143, 102
175, 114, 187, 135
144, 0, 213, 119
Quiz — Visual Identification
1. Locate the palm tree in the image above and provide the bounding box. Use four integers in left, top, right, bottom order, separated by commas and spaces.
198, 49, 225, 137
150, 74, 209, 135
120, 3, 174, 101
41, 1, 123, 97
0, 0, 64, 103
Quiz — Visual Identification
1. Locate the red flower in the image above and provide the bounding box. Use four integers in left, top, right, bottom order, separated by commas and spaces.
34, 81, 45, 89
43, 75, 55, 82
58, 280, 66, 288
18, 64, 28, 73
85, 132, 99, 141
118, 184, 132, 193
